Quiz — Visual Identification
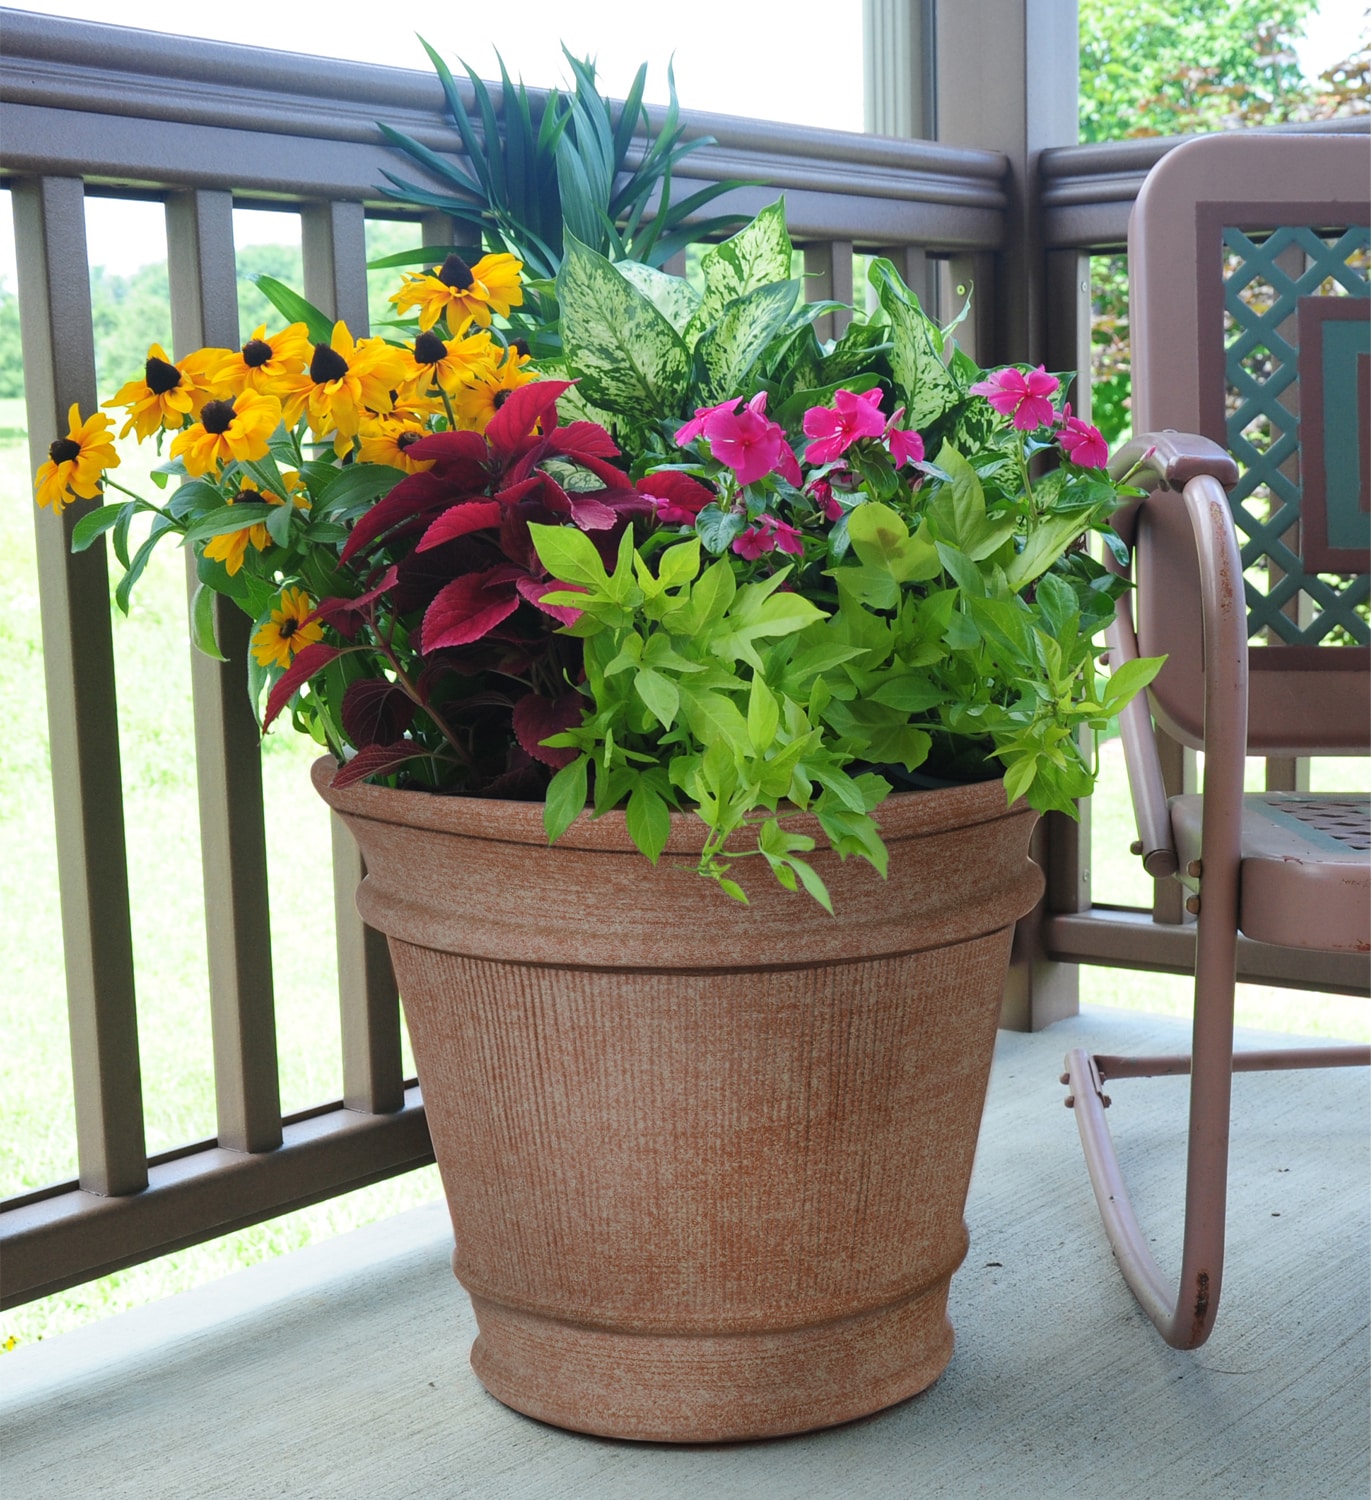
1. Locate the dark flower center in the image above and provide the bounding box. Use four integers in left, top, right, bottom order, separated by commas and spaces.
310, 343, 350, 383
511, 339, 530, 358
436, 254, 474, 290
49, 436, 81, 464
145, 356, 183, 395
200, 399, 237, 435
492, 389, 512, 410
279, 617, 299, 639
413, 331, 447, 364
242, 338, 274, 368
396, 431, 423, 451
230, 488, 254, 505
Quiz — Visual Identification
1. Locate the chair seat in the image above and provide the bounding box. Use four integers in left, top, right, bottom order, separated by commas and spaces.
1170, 793, 1371, 952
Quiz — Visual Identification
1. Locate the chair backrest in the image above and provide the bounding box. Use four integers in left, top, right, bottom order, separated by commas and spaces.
1128, 131, 1369, 756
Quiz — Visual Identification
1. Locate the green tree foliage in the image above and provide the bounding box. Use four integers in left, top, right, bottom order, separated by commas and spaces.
1080, 0, 1320, 143
1080, 0, 1370, 443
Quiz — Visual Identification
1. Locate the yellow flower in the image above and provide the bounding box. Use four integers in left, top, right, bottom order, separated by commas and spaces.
282, 322, 409, 451
105, 344, 221, 440
358, 415, 436, 473
399, 327, 501, 401
252, 586, 324, 670
33, 404, 121, 515
171, 389, 282, 477
212, 323, 312, 399
202, 473, 307, 576
388, 252, 523, 332
452, 346, 537, 432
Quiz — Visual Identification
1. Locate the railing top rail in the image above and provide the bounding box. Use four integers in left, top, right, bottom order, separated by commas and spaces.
1040, 118, 1371, 249
0, 8, 1008, 247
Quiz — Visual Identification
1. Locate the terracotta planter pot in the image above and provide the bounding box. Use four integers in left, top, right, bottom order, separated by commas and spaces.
316, 760, 1041, 1442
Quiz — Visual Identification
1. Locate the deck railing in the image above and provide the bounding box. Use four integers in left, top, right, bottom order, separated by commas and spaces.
1, 7, 1366, 1307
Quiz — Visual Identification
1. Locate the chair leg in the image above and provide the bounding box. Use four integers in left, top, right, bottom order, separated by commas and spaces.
1063, 901, 1239, 1349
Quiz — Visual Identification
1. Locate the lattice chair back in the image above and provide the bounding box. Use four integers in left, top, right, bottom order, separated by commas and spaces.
1128, 131, 1369, 756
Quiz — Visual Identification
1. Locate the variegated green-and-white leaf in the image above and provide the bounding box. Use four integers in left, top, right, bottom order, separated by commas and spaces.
557, 234, 691, 419
614, 260, 702, 334
693, 280, 800, 404
868, 257, 961, 428
688, 200, 794, 339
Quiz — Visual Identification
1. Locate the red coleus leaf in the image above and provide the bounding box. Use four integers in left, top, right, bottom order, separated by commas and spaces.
422, 564, 525, 652
512, 690, 585, 768
416, 500, 504, 552
548, 420, 621, 461
340, 676, 417, 747
567, 452, 634, 490
516, 574, 586, 624
403, 427, 490, 471
261, 642, 343, 734
485, 379, 573, 457
565, 493, 617, 530
340, 471, 465, 564
330, 740, 430, 789
636, 470, 715, 517
311, 566, 400, 640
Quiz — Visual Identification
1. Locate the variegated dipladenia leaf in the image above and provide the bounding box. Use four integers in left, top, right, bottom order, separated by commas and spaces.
688, 200, 794, 339
557, 235, 691, 419
869, 258, 961, 428
614, 260, 702, 335
692, 280, 800, 405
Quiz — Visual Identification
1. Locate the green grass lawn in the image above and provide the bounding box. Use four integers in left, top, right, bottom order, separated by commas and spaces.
1, 416, 1366, 1354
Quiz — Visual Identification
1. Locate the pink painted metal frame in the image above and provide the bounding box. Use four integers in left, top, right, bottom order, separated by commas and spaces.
1063, 132, 1371, 1350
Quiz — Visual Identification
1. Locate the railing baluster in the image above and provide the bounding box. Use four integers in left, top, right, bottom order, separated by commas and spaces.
804, 240, 854, 344
301, 199, 405, 1114
14, 175, 147, 1196
165, 189, 283, 1153
302, 201, 370, 333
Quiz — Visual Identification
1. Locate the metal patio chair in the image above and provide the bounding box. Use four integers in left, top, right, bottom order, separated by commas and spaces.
1062, 130, 1371, 1349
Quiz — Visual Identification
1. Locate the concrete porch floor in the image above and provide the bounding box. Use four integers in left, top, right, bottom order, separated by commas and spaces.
3, 1007, 1368, 1499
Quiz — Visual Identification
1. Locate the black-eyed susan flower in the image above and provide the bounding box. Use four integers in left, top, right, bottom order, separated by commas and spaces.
357, 415, 437, 473
105, 344, 222, 440
170, 389, 282, 477
282, 323, 409, 454
388, 252, 523, 332
212, 323, 312, 400
452, 346, 537, 432
252, 586, 324, 670
33, 404, 120, 514
399, 327, 501, 402
202, 472, 307, 575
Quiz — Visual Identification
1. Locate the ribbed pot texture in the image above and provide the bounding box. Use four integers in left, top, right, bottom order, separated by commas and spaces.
316, 760, 1042, 1442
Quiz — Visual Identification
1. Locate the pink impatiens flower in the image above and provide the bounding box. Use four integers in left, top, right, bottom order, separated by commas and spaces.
732, 513, 804, 561
698, 392, 801, 486
969, 365, 1060, 431
1056, 404, 1110, 469
802, 387, 885, 464
674, 397, 743, 448
886, 425, 925, 468
808, 476, 845, 521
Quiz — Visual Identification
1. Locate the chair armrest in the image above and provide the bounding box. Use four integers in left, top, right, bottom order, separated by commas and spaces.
1110, 431, 1239, 492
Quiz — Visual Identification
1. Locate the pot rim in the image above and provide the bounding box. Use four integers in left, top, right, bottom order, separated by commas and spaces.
312, 755, 1030, 857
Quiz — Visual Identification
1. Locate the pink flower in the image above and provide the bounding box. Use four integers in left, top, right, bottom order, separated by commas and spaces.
674, 397, 742, 448
731, 512, 804, 561
706, 393, 801, 487
1056, 404, 1110, 469
886, 426, 925, 468
969, 365, 1060, 431
802, 387, 885, 464
809, 476, 845, 521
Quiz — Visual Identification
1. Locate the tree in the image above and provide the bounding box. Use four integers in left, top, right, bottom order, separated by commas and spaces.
1079, 0, 1370, 442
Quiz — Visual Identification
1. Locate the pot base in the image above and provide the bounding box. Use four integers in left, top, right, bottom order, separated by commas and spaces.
466, 1279, 956, 1443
